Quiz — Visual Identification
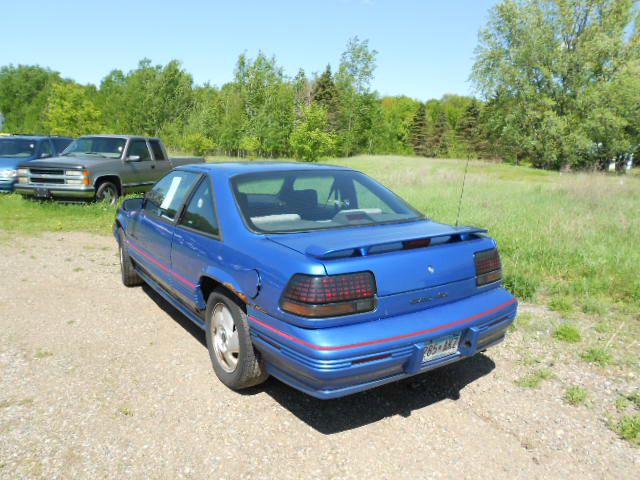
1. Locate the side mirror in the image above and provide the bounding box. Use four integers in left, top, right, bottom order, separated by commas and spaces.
126, 155, 141, 162
121, 197, 144, 212
40, 152, 51, 158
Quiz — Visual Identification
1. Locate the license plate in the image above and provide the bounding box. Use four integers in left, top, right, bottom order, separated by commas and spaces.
422, 333, 461, 363
35, 188, 50, 198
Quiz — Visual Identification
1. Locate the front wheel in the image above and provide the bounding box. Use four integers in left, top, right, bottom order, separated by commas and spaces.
205, 288, 268, 390
118, 230, 143, 287
95, 181, 119, 206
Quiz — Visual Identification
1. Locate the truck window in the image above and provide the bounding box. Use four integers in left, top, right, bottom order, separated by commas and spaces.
179, 179, 219, 236
128, 140, 151, 161
52, 138, 72, 154
39, 140, 52, 158
145, 171, 200, 221
149, 140, 166, 161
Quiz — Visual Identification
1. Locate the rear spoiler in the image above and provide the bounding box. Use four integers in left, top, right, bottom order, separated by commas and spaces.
305, 225, 488, 259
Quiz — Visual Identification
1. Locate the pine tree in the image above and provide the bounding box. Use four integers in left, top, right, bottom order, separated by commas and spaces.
457, 100, 490, 158
311, 65, 340, 131
427, 109, 449, 157
410, 103, 428, 156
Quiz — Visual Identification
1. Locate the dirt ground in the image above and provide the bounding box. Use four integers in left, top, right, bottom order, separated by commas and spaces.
0, 232, 637, 479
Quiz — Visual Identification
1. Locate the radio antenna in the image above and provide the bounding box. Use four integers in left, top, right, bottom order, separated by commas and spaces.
455, 154, 471, 227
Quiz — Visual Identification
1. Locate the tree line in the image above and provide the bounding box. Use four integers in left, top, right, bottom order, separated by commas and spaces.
1, 0, 638, 170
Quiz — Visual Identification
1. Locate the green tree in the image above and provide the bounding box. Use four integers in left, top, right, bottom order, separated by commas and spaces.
290, 103, 336, 162
456, 99, 491, 158
312, 65, 340, 130
425, 100, 450, 157
373, 96, 421, 154
233, 52, 296, 157
43, 82, 103, 137
217, 84, 247, 156
410, 103, 429, 156
96, 59, 194, 140
0, 65, 61, 133
335, 36, 378, 156
472, 0, 640, 170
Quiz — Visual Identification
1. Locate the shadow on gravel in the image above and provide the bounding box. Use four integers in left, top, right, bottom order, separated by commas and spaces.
258, 354, 496, 434
142, 285, 206, 347
142, 284, 495, 435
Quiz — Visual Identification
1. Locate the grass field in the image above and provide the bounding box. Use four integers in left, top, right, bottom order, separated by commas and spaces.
1, 155, 638, 324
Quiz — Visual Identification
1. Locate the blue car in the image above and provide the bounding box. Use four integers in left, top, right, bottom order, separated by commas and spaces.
0, 135, 73, 192
115, 163, 517, 399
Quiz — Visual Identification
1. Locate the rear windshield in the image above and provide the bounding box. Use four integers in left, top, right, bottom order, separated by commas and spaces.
232, 170, 423, 233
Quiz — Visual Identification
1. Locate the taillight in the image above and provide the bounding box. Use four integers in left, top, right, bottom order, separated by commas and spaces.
474, 248, 502, 286
281, 272, 377, 318
403, 238, 431, 249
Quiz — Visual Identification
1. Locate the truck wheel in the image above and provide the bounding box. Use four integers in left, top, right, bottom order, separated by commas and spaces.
205, 287, 268, 390
118, 230, 143, 287
95, 181, 119, 206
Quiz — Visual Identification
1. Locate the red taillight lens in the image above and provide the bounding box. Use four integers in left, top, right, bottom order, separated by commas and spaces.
281, 272, 376, 318
474, 248, 502, 286
403, 238, 431, 249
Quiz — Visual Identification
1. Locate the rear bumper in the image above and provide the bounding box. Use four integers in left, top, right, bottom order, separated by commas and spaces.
14, 184, 95, 200
249, 287, 517, 399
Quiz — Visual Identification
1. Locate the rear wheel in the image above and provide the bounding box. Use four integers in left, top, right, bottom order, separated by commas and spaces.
95, 181, 119, 206
118, 230, 143, 287
205, 288, 268, 390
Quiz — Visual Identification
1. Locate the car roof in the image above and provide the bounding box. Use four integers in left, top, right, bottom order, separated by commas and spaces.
77, 134, 160, 141
178, 162, 353, 178
0, 135, 73, 141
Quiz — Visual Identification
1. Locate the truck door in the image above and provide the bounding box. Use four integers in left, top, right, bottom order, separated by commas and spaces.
128, 170, 201, 294
123, 139, 154, 192
149, 139, 171, 181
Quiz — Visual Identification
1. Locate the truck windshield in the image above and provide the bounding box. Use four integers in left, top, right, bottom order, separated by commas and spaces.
0, 139, 37, 158
62, 137, 126, 158
232, 169, 423, 233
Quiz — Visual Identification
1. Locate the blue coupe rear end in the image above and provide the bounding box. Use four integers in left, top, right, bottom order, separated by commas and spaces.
115, 162, 517, 399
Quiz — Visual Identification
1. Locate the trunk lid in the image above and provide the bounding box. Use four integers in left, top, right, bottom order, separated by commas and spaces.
267, 220, 494, 298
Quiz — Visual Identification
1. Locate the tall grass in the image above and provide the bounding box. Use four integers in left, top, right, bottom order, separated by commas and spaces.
1, 155, 638, 316
328, 156, 639, 315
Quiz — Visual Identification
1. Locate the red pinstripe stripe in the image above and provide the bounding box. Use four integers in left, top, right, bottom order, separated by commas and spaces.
249, 297, 517, 351
127, 240, 196, 288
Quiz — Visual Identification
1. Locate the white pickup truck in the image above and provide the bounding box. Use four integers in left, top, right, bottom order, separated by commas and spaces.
15, 135, 204, 205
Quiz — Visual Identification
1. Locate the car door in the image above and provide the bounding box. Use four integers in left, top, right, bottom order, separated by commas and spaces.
123, 139, 154, 192
128, 170, 201, 293
171, 176, 223, 308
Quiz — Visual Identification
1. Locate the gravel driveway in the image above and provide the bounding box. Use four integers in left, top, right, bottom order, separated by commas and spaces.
0, 232, 637, 479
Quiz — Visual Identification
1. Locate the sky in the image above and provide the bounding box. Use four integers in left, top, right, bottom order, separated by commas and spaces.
0, 0, 500, 101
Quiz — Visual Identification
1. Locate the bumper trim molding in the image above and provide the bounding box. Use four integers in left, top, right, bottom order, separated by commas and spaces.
249, 297, 517, 352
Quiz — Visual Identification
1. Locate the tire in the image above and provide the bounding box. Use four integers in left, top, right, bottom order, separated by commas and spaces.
205, 287, 268, 390
118, 230, 143, 287
95, 181, 119, 206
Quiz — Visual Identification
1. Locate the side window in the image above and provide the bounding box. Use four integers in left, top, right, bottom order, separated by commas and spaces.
179, 179, 219, 236
145, 171, 200, 221
40, 140, 52, 158
149, 140, 166, 161
128, 140, 151, 161
53, 138, 72, 154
